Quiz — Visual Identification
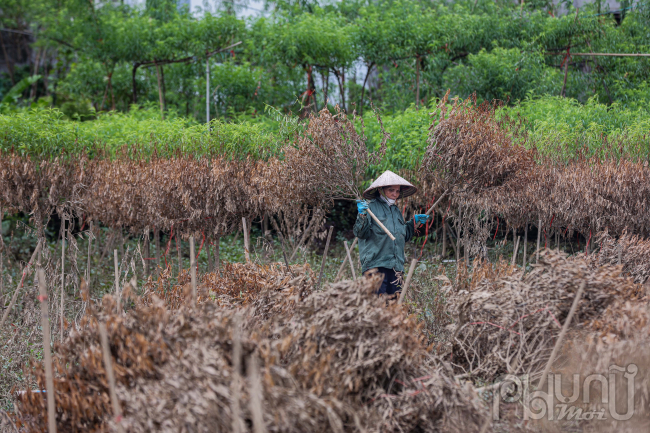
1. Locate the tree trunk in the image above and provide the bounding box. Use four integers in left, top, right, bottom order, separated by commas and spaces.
415, 56, 420, 109
359, 62, 374, 115
560, 59, 569, 97
30, 48, 43, 100
108, 71, 115, 111
132, 63, 140, 104
155, 63, 165, 119
206, 57, 210, 124
0, 31, 15, 84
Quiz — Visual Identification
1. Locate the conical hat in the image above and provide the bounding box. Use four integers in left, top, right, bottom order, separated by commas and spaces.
362, 170, 417, 200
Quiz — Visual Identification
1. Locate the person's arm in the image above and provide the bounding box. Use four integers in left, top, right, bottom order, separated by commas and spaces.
353, 201, 372, 239
404, 217, 416, 243
405, 214, 430, 243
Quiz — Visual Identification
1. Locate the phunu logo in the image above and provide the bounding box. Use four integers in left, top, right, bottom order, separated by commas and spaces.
491, 364, 638, 421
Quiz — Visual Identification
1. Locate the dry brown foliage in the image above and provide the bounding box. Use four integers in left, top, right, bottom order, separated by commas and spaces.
421, 95, 650, 251
283, 107, 388, 202
589, 229, 650, 284
440, 250, 645, 382
12, 263, 488, 433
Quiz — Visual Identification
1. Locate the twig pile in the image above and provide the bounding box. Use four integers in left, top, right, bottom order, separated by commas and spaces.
441, 250, 645, 381
589, 229, 650, 284
12, 263, 487, 433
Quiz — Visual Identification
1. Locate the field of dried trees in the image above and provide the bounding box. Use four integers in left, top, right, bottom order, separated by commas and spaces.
1, 99, 649, 432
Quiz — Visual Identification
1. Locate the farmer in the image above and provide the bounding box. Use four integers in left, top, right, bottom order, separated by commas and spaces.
354, 170, 430, 297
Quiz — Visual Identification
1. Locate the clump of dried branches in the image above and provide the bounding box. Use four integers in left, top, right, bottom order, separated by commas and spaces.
440, 250, 645, 382
284, 107, 388, 203
588, 229, 650, 284
422, 93, 534, 194
420, 95, 650, 256
12, 263, 487, 433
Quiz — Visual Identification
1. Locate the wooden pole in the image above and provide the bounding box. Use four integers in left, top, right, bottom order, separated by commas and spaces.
154, 228, 160, 275
511, 236, 520, 266
60, 217, 66, 341
366, 208, 396, 241
190, 236, 197, 307
214, 235, 220, 271
206, 57, 210, 125
144, 231, 150, 277
114, 250, 120, 312
536, 218, 541, 263
242, 218, 250, 263
424, 189, 449, 216
176, 234, 182, 277
247, 355, 266, 433
86, 222, 93, 288
37, 268, 57, 433
547, 52, 650, 58
343, 241, 356, 280
538, 281, 585, 390
317, 226, 334, 289
98, 322, 125, 433
442, 221, 447, 258
334, 237, 357, 282
0, 241, 42, 330
398, 259, 418, 304
523, 222, 528, 268
231, 314, 243, 433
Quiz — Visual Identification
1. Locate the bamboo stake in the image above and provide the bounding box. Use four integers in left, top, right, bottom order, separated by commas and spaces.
247, 355, 266, 433
511, 236, 520, 266
537, 281, 585, 390
176, 234, 182, 277
190, 236, 197, 307
98, 322, 125, 433
214, 235, 221, 271
398, 259, 418, 305
60, 217, 66, 341
37, 268, 56, 433
618, 243, 622, 266
144, 231, 150, 277
536, 218, 541, 263
334, 238, 357, 282
317, 226, 334, 289
86, 222, 93, 287
523, 222, 528, 268
0, 241, 42, 330
231, 314, 243, 433
442, 222, 447, 258
343, 241, 356, 280
154, 228, 160, 274
114, 250, 120, 312
242, 218, 250, 262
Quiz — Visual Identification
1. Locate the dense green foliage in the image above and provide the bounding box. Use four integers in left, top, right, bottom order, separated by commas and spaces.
1, 0, 649, 165
0, 107, 285, 159
2, 0, 649, 117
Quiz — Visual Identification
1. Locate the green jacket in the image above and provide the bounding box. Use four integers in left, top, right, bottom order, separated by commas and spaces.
353, 199, 417, 273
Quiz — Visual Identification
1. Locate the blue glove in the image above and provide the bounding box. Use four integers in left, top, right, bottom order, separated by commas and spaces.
414, 214, 431, 225
356, 200, 369, 215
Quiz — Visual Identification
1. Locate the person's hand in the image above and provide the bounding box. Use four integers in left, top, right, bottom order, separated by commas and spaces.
356, 200, 369, 215
414, 214, 431, 225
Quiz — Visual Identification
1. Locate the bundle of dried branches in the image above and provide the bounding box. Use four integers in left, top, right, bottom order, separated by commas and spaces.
13, 263, 487, 433
588, 229, 650, 284
441, 250, 644, 382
